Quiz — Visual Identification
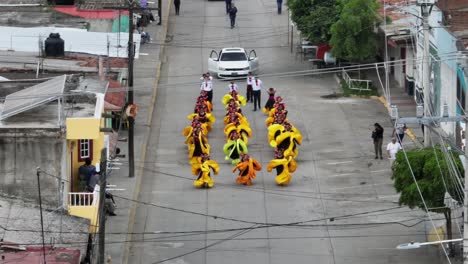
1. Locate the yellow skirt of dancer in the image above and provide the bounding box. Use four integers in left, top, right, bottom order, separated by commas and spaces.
192, 160, 219, 188
267, 157, 297, 186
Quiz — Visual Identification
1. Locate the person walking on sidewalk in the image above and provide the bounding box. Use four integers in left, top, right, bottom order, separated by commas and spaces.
174, 0, 181, 15
277, 0, 283, 14
225, 0, 232, 14
372, 123, 384, 160
252, 77, 263, 111
229, 3, 237, 29
392, 123, 407, 145
387, 137, 402, 160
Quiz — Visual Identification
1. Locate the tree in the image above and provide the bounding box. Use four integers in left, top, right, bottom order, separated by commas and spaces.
288, 0, 342, 44
392, 146, 464, 255
329, 0, 379, 62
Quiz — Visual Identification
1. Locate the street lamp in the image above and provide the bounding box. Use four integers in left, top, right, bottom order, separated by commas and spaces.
396, 238, 462, 250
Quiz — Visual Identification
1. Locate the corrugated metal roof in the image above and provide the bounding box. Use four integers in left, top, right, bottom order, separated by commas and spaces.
0, 75, 66, 121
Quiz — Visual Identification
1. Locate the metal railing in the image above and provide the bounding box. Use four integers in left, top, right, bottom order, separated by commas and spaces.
342, 69, 372, 91
69, 192, 98, 207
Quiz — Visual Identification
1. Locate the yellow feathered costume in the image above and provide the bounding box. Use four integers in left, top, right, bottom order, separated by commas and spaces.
192, 159, 219, 188
233, 156, 261, 185
267, 156, 297, 186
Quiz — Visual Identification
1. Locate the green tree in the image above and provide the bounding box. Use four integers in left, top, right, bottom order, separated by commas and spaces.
329, 0, 379, 62
288, 0, 341, 44
392, 146, 464, 255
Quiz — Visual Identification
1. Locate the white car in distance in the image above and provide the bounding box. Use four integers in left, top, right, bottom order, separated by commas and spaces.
208, 48, 259, 79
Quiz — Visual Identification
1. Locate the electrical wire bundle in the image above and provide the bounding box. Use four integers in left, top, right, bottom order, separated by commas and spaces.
265, 97, 302, 185
221, 90, 261, 185
183, 91, 219, 188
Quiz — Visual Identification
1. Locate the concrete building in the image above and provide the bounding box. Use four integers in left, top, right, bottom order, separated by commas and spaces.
0, 75, 110, 209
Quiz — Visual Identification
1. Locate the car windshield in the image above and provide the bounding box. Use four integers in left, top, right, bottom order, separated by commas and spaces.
220, 52, 247, 61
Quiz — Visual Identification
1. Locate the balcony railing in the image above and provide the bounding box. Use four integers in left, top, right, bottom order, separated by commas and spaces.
68, 192, 98, 207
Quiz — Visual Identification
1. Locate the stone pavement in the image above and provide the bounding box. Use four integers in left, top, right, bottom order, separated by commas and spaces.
103, 1, 172, 264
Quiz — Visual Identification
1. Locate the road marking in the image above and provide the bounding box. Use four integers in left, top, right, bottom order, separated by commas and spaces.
319, 149, 344, 153
139, 53, 149, 56
370, 169, 388, 173
330, 183, 389, 191
328, 173, 357, 178
326, 161, 353, 165
377, 194, 399, 199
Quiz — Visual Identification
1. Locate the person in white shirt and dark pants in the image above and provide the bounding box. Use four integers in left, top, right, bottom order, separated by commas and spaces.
201, 74, 213, 103
227, 81, 238, 93
252, 77, 263, 111
246, 72, 254, 102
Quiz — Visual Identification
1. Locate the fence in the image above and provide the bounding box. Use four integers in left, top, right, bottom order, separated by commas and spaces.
342, 69, 372, 91
68, 192, 97, 206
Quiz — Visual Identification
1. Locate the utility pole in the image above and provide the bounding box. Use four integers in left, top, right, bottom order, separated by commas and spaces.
464, 59, 468, 263
420, 0, 433, 147
36, 168, 47, 264
98, 148, 108, 264
104, 1, 161, 178
128, 0, 135, 178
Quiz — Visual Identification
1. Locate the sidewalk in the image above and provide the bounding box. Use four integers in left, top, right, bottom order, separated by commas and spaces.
104, 1, 172, 264
364, 69, 424, 148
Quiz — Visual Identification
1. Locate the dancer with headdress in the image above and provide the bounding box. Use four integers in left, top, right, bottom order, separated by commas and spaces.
233, 154, 261, 185
267, 148, 297, 186
192, 153, 219, 188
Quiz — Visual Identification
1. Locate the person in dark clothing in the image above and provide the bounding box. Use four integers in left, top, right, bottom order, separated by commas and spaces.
277, 0, 283, 14
78, 158, 95, 192
174, 0, 181, 15
372, 123, 384, 159
229, 3, 237, 29
225, 0, 232, 14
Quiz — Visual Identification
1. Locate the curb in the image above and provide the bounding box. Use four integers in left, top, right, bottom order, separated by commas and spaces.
121, 0, 172, 263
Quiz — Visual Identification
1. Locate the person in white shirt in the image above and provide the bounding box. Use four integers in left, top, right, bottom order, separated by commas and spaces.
200, 74, 213, 103
227, 81, 238, 93
386, 137, 402, 160
246, 72, 254, 103
251, 77, 263, 111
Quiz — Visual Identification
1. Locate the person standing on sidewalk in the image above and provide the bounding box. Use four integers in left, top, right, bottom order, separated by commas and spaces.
174, 0, 181, 15
387, 137, 402, 160
277, 0, 283, 14
371, 123, 384, 160
246, 72, 254, 102
225, 0, 232, 14
229, 3, 237, 29
252, 77, 263, 111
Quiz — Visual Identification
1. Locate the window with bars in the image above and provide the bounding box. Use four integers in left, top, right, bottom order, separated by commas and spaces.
78, 139, 93, 161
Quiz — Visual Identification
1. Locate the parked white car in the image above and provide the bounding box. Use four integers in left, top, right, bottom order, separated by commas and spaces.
208, 48, 259, 78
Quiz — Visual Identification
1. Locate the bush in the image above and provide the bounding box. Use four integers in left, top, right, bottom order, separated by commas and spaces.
340, 79, 378, 97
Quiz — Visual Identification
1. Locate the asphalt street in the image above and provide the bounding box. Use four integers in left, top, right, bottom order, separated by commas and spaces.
127, 0, 447, 263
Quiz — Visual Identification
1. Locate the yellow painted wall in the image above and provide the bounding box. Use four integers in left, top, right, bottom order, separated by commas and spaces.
68, 205, 100, 233
66, 118, 101, 139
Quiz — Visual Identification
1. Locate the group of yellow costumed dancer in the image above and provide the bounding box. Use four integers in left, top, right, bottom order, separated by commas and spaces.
222, 90, 262, 186
264, 91, 302, 185
183, 91, 219, 188
183, 84, 301, 188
